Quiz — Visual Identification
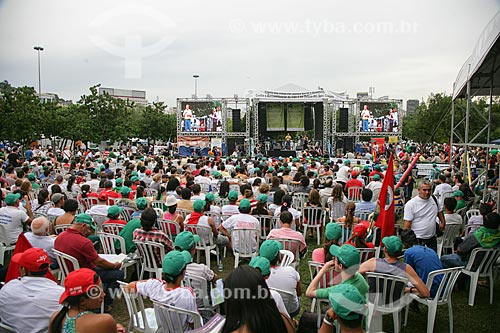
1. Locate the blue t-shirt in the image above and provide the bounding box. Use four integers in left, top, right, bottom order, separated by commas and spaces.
404, 245, 443, 297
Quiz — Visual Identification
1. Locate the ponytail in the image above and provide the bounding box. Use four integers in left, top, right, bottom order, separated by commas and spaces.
49, 305, 70, 333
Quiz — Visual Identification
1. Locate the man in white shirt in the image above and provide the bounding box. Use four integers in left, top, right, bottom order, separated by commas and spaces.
259, 240, 301, 317
219, 199, 259, 250
443, 197, 463, 225
221, 190, 240, 216
125, 250, 198, 331
404, 180, 445, 252
433, 175, 452, 199
24, 217, 56, 265
86, 192, 111, 216
0, 248, 64, 333
336, 160, 351, 189
84, 172, 100, 193
0, 193, 33, 244
46, 193, 65, 217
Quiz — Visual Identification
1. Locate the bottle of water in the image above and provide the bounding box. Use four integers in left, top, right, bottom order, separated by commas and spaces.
218, 260, 223, 272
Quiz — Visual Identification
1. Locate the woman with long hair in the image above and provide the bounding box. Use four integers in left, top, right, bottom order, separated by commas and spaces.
273, 194, 301, 229
32, 188, 51, 216
337, 201, 361, 242
66, 175, 80, 197
49, 268, 125, 333
222, 265, 294, 333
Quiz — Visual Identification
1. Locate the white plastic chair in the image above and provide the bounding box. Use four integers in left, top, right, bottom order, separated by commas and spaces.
153, 208, 163, 218
365, 272, 409, 333
436, 224, 462, 258
80, 197, 98, 211
354, 210, 372, 221
371, 187, 382, 202
404, 266, 463, 333
269, 287, 297, 317
358, 247, 376, 264
54, 224, 72, 235
0, 224, 15, 266
231, 228, 259, 268
121, 206, 137, 222
347, 186, 363, 202
151, 200, 165, 210
256, 215, 274, 240
292, 193, 308, 210
204, 211, 221, 228
461, 247, 500, 306
97, 232, 138, 277
133, 240, 165, 280
102, 223, 125, 235
185, 224, 219, 269
302, 206, 325, 245
272, 238, 301, 268
328, 201, 346, 222
279, 249, 294, 268
157, 218, 180, 240
308, 261, 336, 328
52, 249, 80, 285
153, 300, 203, 333
183, 273, 218, 313
118, 281, 157, 333
88, 213, 107, 231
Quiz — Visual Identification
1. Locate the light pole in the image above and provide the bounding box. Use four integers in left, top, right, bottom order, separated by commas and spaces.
193, 74, 199, 98
34, 46, 44, 98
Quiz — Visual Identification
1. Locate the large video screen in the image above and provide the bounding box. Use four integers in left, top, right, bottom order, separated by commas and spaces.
359, 101, 399, 132
287, 103, 304, 131
180, 101, 222, 132
265, 103, 285, 131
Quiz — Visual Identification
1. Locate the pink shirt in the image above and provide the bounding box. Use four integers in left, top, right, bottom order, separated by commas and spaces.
312, 248, 326, 263
267, 228, 307, 253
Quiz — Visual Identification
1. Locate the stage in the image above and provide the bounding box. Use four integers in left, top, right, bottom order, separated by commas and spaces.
265, 149, 300, 158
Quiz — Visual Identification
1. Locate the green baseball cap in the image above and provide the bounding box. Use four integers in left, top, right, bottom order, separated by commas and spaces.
344, 160, 351, 165
228, 190, 239, 201
239, 198, 251, 210
120, 186, 131, 196
259, 240, 282, 261
162, 250, 192, 277
131, 171, 139, 177
257, 194, 268, 203
328, 284, 366, 321
268, 167, 274, 172
213, 171, 221, 178
205, 193, 215, 202
193, 199, 205, 212
115, 178, 123, 185
107, 205, 123, 217
4, 193, 21, 206
74, 213, 96, 230
373, 174, 381, 181
452, 190, 464, 197
174, 231, 200, 251
131, 176, 140, 182
491, 149, 498, 156
382, 236, 403, 255
136, 197, 148, 210
249, 256, 271, 276
325, 222, 342, 241
27, 173, 36, 181
329, 244, 360, 268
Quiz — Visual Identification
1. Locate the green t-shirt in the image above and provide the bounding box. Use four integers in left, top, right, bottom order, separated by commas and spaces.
316, 272, 369, 300
118, 218, 142, 253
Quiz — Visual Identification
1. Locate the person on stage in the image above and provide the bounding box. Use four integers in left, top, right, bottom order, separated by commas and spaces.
182, 104, 193, 131
285, 133, 292, 150
303, 134, 309, 150
361, 105, 370, 132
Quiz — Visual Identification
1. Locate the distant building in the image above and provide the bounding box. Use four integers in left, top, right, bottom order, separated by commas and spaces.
99, 87, 147, 105
39, 93, 72, 106
357, 92, 369, 100
406, 99, 419, 115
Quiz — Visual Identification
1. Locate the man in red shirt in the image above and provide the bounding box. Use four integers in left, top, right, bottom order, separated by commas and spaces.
345, 171, 364, 194
54, 213, 124, 310
102, 181, 121, 199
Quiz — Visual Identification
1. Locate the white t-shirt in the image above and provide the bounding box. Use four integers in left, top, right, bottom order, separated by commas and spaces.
0, 206, 29, 244
266, 266, 300, 314
404, 196, 439, 239
136, 279, 197, 332
47, 207, 65, 217
270, 289, 289, 317
221, 204, 240, 216
25, 233, 56, 263
336, 165, 350, 183
445, 213, 462, 225
433, 183, 452, 198
222, 213, 259, 249
0, 276, 64, 333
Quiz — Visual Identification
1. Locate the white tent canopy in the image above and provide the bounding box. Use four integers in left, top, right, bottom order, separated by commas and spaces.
453, 10, 500, 100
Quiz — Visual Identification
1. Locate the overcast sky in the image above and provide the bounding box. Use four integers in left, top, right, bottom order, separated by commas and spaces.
1, 0, 499, 107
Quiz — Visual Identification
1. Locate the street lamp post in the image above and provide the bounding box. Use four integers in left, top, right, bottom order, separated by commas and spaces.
34, 46, 44, 98
193, 74, 199, 98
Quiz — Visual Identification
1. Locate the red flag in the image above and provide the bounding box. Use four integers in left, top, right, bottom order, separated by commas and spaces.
5, 232, 58, 283
375, 153, 395, 239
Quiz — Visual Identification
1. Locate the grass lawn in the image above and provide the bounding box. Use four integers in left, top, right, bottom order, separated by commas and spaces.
112, 235, 500, 332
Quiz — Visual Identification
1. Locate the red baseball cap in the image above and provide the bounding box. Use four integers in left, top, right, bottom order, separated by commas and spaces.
98, 192, 108, 201
11, 248, 50, 272
351, 171, 358, 178
145, 169, 152, 175
352, 223, 368, 238
59, 268, 101, 304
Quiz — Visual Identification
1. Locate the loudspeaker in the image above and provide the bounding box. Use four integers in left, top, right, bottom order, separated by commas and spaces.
344, 137, 354, 152
258, 103, 267, 133
314, 102, 324, 141
232, 109, 241, 132
339, 108, 349, 132
304, 105, 314, 131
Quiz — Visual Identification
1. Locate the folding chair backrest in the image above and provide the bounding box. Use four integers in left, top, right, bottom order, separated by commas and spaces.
118, 281, 156, 332
256, 215, 273, 240
365, 272, 408, 311
102, 223, 125, 235
308, 261, 336, 289
98, 231, 125, 255
153, 300, 203, 333
329, 201, 346, 222
465, 247, 500, 274
52, 249, 80, 283
89, 213, 107, 231
183, 273, 212, 309
279, 249, 295, 267
121, 207, 137, 222
273, 238, 301, 263
185, 224, 214, 248
354, 211, 371, 221
157, 219, 179, 240
151, 200, 165, 210
358, 248, 376, 264
80, 197, 98, 211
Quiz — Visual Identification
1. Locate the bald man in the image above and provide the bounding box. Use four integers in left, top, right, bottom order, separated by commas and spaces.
25, 217, 56, 265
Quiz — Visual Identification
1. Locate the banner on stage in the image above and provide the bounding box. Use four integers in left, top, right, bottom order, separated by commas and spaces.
211, 138, 222, 149
177, 136, 210, 148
